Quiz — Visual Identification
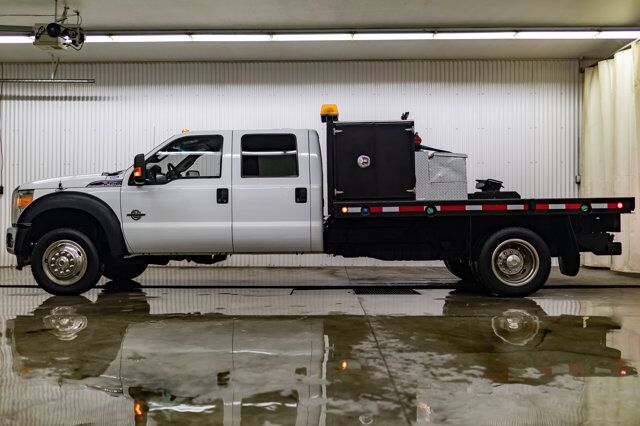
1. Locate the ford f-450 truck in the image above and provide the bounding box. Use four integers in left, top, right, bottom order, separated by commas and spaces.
5, 105, 635, 296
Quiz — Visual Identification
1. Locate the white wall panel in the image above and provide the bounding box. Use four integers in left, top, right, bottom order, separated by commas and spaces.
0, 60, 581, 266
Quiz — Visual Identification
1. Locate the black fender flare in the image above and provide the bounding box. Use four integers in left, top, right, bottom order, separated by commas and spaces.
17, 191, 128, 258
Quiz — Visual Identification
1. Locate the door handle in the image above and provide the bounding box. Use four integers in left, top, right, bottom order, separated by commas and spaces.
217, 188, 229, 204
295, 187, 307, 203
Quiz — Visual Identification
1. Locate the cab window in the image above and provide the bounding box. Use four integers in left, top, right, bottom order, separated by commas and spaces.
145, 135, 223, 184
241, 134, 298, 178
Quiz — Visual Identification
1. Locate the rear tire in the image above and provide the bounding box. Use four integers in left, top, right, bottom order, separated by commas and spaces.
444, 258, 476, 282
103, 258, 148, 281
31, 228, 102, 296
476, 227, 551, 297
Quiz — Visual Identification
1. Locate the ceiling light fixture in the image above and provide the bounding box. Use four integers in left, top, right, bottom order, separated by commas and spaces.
1, 30, 639, 45
0, 36, 33, 44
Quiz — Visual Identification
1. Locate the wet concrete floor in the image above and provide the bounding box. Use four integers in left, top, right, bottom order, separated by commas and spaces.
1, 266, 640, 425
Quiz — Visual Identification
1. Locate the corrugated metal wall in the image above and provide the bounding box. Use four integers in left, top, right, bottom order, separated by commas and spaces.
0, 60, 581, 267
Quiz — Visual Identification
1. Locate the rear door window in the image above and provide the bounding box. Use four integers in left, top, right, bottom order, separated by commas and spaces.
241, 134, 298, 178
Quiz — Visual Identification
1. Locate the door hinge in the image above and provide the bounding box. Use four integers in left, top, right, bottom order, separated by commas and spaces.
575, 175, 581, 184
405, 127, 415, 132
333, 128, 343, 135
334, 189, 344, 196
406, 187, 416, 193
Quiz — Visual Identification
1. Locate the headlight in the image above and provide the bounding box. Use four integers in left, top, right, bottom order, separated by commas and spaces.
12, 188, 34, 224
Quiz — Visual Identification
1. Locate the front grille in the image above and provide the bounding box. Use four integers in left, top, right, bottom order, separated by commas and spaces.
353, 287, 419, 295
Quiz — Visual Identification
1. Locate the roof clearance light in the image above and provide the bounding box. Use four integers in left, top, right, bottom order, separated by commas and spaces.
181, 128, 190, 133
321, 104, 339, 116
618, 202, 624, 209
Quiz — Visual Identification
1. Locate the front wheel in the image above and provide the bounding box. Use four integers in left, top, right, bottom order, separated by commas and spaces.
31, 228, 102, 296
476, 227, 551, 297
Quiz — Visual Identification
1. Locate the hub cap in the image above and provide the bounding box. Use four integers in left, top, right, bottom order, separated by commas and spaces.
42, 240, 88, 286
491, 238, 539, 287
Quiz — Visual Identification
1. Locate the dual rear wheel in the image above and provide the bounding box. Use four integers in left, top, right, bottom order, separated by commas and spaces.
445, 227, 552, 297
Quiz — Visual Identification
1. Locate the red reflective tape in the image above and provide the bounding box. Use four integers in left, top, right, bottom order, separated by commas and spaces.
482, 204, 508, 211
440, 205, 466, 212
399, 206, 425, 212
536, 203, 550, 210
523, 204, 529, 210
369, 207, 383, 213
565, 203, 582, 210
608, 202, 624, 209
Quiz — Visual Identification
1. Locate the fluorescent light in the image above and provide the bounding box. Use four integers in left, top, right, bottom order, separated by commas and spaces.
272, 33, 352, 41
85, 35, 113, 43
515, 31, 599, 39
109, 35, 193, 43
434, 32, 516, 40
1, 31, 639, 45
595, 31, 640, 39
0, 36, 32, 44
354, 32, 434, 40
191, 34, 271, 42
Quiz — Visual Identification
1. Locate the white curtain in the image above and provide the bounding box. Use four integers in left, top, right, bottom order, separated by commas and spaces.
581, 41, 640, 272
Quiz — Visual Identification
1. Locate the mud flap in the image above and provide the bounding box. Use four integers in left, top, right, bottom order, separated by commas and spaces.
559, 250, 580, 276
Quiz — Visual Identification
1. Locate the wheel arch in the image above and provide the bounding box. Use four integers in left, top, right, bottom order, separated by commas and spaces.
16, 191, 127, 261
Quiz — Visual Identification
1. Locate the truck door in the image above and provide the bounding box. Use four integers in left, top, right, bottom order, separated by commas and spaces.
120, 132, 233, 253
232, 130, 311, 252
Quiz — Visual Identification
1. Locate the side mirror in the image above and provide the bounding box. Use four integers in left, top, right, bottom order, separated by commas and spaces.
132, 154, 146, 185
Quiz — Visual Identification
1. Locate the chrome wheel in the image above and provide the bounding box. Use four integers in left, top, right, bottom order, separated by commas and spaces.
491, 238, 539, 287
42, 240, 88, 286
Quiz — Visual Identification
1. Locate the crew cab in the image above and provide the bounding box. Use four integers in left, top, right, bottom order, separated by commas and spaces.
6, 104, 635, 296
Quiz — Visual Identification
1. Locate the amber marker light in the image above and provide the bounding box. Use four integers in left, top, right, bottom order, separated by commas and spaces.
16, 193, 33, 208
320, 103, 339, 116
134, 402, 143, 416
341, 206, 348, 214
341, 359, 349, 370
133, 166, 143, 178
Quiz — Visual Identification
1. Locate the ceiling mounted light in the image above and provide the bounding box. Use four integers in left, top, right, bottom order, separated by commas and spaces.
272, 33, 352, 41
434, 32, 516, 39
595, 31, 640, 39
515, 31, 599, 39
0, 36, 33, 44
354, 33, 434, 40
2, 30, 639, 45
108, 35, 192, 43
191, 34, 271, 42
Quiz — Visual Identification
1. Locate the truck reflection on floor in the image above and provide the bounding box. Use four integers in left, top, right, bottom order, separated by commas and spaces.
7, 288, 636, 425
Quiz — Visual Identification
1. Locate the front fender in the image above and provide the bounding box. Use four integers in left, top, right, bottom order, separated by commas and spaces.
14, 191, 128, 260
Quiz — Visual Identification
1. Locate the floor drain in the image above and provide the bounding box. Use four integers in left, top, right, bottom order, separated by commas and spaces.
353, 288, 420, 295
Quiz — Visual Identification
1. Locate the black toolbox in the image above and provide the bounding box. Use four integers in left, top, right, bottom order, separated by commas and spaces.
329, 121, 416, 201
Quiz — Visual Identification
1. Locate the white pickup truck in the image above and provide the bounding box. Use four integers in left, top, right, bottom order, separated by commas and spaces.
6, 105, 634, 296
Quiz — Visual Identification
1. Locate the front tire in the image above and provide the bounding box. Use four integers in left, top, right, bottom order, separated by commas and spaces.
476, 227, 551, 297
31, 228, 102, 296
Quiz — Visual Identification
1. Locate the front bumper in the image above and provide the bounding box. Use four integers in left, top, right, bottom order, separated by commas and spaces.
6, 226, 17, 254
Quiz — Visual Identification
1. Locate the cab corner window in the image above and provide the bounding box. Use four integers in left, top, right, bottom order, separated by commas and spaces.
145, 135, 223, 184
241, 134, 298, 178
